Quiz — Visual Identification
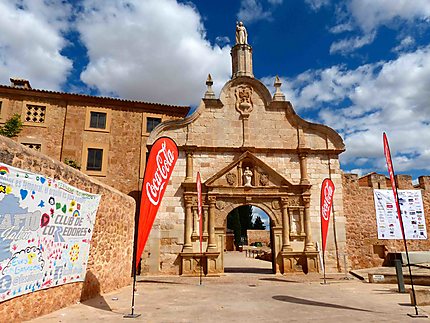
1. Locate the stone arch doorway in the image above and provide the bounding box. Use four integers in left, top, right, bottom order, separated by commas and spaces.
224, 204, 275, 274
179, 150, 320, 276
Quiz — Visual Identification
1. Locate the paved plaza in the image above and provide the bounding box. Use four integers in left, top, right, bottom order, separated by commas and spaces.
31, 252, 430, 322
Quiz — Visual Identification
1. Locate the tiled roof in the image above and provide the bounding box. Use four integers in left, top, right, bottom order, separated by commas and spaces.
0, 84, 190, 116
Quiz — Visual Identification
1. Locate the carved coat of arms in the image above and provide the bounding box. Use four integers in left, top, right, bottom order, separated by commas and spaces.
260, 173, 269, 186
226, 172, 237, 186
235, 85, 253, 116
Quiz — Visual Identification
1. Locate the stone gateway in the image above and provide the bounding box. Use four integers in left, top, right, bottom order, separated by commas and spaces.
144, 24, 346, 275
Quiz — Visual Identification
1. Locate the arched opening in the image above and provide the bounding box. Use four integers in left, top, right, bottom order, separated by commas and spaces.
223, 205, 275, 274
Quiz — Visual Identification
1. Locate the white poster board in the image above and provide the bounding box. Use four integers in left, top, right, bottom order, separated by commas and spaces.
374, 189, 427, 240
0, 163, 100, 302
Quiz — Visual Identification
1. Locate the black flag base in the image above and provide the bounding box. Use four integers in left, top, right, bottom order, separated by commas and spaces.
124, 313, 142, 318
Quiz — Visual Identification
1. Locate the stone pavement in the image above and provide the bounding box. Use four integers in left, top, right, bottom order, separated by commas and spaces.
30, 252, 430, 322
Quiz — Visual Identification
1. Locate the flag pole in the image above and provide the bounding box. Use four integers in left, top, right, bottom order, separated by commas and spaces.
383, 133, 426, 318
124, 194, 142, 318
197, 172, 203, 286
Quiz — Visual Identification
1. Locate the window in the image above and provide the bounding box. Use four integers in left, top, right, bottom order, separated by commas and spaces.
85, 108, 110, 132
22, 143, 41, 152
25, 104, 46, 123
146, 117, 161, 133
86, 148, 103, 171
89, 111, 107, 129
82, 142, 109, 176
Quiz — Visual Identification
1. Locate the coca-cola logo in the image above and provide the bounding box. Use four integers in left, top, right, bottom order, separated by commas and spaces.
321, 181, 334, 221
146, 141, 175, 206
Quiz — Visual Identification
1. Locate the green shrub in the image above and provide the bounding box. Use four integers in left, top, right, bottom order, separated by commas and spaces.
0, 114, 23, 138
64, 158, 81, 170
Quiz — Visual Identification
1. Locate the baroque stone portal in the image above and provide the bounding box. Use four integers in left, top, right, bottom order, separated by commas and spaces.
145, 23, 345, 276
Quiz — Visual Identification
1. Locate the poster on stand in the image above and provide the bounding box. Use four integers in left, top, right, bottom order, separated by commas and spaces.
0, 163, 101, 302
374, 189, 427, 240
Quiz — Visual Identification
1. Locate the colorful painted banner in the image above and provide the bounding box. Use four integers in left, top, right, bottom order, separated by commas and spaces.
197, 172, 203, 253
135, 137, 178, 269
0, 163, 100, 302
320, 178, 335, 252
374, 189, 427, 240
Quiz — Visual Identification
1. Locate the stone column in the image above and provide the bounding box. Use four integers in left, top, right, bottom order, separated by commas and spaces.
299, 207, 305, 235
184, 196, 193, 251
185, 151, 193, 182
208, 197, 217, 250
281, 198, 292, 251
192, 206, 198, 237
242, 117, 250, 147
299, 153, 310, 185
303, 197, 314, 251
203, 205, 209, 238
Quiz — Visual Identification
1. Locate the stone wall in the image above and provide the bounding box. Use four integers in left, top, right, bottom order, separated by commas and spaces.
247, 230, 270, 246
343, 173, 430, 269
0, 136, 135, 321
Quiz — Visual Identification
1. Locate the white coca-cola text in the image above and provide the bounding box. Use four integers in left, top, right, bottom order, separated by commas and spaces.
321, 181, 334, 221
146, 141, 175, 206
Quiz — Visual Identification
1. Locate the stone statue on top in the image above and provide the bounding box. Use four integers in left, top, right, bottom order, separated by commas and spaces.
236, 21, 248, 45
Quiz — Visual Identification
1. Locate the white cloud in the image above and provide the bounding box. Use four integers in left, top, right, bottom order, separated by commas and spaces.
329, 32, 375, 54
266, 46, 430, 173
392, 36, 415, 53
77, 0, 231, 106
324, 1, 430, 55
237, 0, 282, 23
0, 0, 73, 90
305, 0, 330, 11
329, 23, 354, 34
348, 0, 430, 33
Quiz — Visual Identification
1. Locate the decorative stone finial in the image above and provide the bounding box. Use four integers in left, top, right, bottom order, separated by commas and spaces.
273, 75, 285, 101
204, 74, 215, 99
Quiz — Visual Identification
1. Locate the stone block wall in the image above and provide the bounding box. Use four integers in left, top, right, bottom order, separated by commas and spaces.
343, 173, 430, 269
0, 136, 135, 321
247, 230, 270, 246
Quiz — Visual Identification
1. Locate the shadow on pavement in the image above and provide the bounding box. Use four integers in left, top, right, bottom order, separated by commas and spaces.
398, 303, 414, 307
273, 295, 374, 313
81, 270, 112, 312
137, 279, 184, 285
224, 267, 273, 274
259, 277, 300, 283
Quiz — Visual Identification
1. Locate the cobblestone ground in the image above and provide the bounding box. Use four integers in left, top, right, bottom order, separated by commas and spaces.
31, 252, 430, 322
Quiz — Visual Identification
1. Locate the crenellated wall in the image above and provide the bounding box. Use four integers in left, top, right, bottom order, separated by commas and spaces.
0, 136, 135, 322
343, 172, 430, 269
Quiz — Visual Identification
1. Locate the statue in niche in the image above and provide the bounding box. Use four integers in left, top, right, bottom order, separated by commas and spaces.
243, 167, 253, 187
291, 212, 299, 234
236, 21, 248, 45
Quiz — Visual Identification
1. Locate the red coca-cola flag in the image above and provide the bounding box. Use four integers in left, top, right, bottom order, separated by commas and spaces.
197, 172, 203, 253
135, 137, 178, 269
320, 178, 335, 252
383, 132, 405, 236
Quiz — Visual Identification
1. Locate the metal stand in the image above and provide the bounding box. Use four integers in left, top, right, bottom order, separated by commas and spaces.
394, 259, 405, 293
322, 250, 327, 285
123, 267, 140, 319
199, 253, 203, 286
124, 271, 141, 318
342, 253, 351, 280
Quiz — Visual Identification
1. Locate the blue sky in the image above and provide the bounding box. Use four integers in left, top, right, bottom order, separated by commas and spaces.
1, 0, 430, 179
